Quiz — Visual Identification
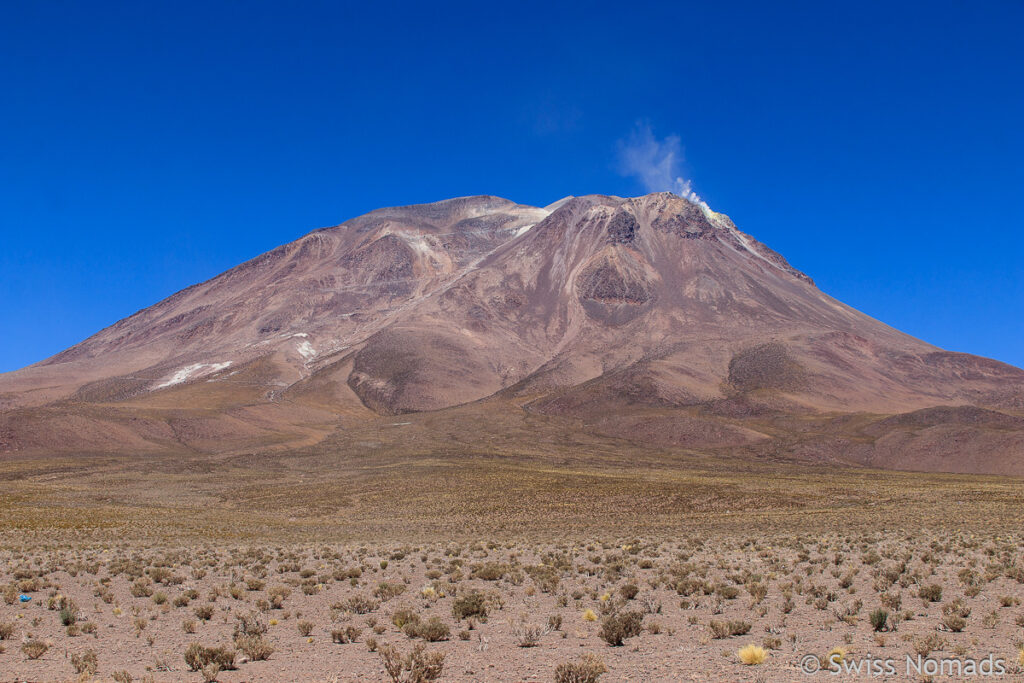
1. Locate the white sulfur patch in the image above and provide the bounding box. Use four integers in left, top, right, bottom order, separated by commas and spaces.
296, 339, 316, 360
514, 222, 536, 237
398, 232, 436, 258
154, 362, 232, 389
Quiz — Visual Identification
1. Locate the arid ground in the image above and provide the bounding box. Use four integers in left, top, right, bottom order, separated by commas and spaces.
2, 411, 1024, 682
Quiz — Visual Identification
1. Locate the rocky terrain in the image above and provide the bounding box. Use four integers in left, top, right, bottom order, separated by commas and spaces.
2, 192, 1022, 475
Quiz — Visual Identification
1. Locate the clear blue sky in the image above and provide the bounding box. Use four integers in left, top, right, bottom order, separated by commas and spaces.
2, 1, 1022, 373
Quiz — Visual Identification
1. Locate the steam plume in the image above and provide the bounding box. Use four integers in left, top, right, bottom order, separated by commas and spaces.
618, 122, 706, 208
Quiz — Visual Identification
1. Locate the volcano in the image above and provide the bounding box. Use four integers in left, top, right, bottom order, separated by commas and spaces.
2, 193, 1022, 474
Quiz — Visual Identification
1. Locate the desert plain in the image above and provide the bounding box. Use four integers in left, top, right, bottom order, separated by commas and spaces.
2, 405, 1023, 682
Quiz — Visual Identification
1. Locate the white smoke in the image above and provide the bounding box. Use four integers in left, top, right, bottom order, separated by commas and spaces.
617, 122, 707, 208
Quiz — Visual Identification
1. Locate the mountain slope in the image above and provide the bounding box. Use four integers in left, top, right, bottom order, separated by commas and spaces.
2, 193, 1022, 473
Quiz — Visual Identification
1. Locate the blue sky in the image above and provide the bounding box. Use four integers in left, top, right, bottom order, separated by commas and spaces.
1, 0, 1022, 372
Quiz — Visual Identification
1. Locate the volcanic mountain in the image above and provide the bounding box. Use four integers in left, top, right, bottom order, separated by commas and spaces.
2, 193, 1022, 474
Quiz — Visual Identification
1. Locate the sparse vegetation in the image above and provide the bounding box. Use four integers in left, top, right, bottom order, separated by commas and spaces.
0, 445, 1021, 679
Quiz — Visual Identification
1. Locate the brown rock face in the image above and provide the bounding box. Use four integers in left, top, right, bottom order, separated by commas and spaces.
2, 193, 1022, 473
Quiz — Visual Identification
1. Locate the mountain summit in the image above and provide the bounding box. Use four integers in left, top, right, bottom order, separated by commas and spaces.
2, 194, 1022, 473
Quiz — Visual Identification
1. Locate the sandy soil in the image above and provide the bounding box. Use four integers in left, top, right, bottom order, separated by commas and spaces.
2, 532, 1024, 682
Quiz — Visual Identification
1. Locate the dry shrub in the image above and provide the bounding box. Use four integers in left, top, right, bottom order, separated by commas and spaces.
738, 643, 767, 665
71, 648, 98, 675
452, 591, 487, 620
184, 643, 237, 671
21, 639, 48, 660
336, 594, 380, 614
404, 616, 450, 642
598, 611, 643, 646
233, 610, 268, 638
332, 625, 362, 643
201, 664, 221, 683
235, 634, 274, 661
525, 565, 561, 593
268, 584, 291, 608
913, 633, 946, 657
471, 563, 507, 581
391, 608, 421, 629
709, 619, 751, 639
942, 614, 966, 632
380, 642, 445, 683
512, 622, 548, 647
374, 582, 407, 601
554, 653, 607, 683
